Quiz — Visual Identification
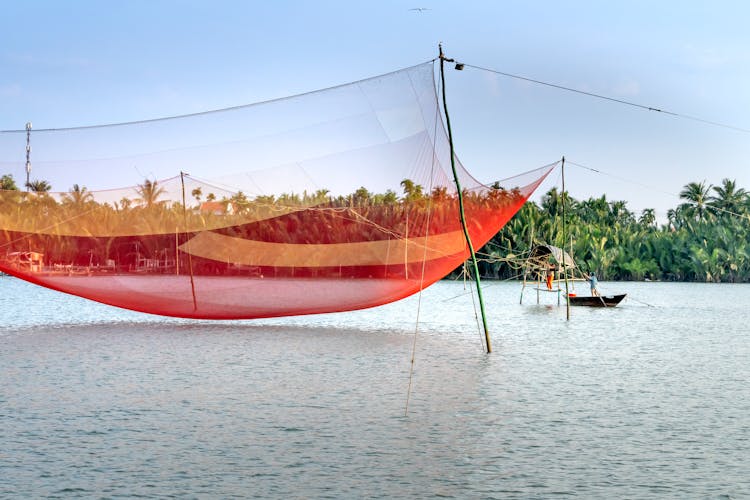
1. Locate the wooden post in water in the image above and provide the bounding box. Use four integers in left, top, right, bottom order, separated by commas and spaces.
520, 224, 534, 305
439, 44, 492, 353
561, 157, 571, 321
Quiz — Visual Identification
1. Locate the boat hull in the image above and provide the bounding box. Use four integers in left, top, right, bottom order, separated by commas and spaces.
567, 294, 626, 307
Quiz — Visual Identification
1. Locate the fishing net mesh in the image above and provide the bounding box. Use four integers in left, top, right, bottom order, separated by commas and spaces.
0, 62, 554, 318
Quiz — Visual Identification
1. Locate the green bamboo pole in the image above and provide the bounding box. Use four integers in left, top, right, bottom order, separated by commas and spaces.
439, 45, 492, 353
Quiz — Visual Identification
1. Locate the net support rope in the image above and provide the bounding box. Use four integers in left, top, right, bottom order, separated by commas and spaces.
404, 60, 441, 416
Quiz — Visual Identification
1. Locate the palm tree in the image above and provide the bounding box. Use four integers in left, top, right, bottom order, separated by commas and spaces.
191, 187, 203, 204
610, 200, 634, 226
540, 187, 563, 217
229, 190, 250, 214
431, 186, 449, 202
352, 186, 372, 206
63, 184, 94, 206
135, 179, 166, 208
312, 189, 331, 204
639, 208, 656, 228
679, 181, 713, 221
710, 178, 747, 216
26, 179, 52, 192
400, 179, 423, 201
118, 197, 133, 212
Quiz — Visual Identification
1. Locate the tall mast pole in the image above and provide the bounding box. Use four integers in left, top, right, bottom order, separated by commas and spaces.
25, 122, 32, 191
439, 44, 492, 353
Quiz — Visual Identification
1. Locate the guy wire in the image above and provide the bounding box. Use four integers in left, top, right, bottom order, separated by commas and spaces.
462, 63, 750, 134
404, 59, 442, 417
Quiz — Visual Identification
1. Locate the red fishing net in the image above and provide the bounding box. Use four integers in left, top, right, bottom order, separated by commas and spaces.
0, 62, 555, 318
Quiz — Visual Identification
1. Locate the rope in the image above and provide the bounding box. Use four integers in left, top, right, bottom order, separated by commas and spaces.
404, 59, 441, 417
625, 295, 656, 308
442, 271, 527, 302
568, 160, 679, 200
595, 282, 656, 308
462, 63, 750, 134
0, 60, 437, 134
568, 160, 750, 221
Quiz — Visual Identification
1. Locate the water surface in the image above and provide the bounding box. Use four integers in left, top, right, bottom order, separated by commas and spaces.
2, 278, 749, 498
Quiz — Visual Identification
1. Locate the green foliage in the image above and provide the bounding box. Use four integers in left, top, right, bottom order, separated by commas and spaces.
4, 172, 748, 282
1, 174, 19, 191
482, 180, 750, 282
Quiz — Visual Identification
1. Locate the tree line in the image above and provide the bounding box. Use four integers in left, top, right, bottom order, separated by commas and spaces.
3, 173, 749, 282
479, 179, 750, 283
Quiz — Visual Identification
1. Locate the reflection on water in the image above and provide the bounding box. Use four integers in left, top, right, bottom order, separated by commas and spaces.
1, 278, 749, 497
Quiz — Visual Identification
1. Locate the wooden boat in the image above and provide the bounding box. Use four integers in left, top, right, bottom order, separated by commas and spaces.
519, 244, 627, 308
566, 293, 626, 307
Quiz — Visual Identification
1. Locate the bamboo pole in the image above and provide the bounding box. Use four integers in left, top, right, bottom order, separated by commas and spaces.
520, 221, 535, 305
180, 172, 198, 311
561, 157, 571, 320
439, 44, 492, 353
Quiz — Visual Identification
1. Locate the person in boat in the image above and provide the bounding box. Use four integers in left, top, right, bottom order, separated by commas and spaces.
587, 272, 600, 296
546, 266, 555, 290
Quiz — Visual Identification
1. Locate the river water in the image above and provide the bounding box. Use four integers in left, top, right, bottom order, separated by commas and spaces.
1, 277, 749, 498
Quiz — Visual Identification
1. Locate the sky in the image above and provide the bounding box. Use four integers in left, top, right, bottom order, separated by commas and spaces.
1, 0, 749, 220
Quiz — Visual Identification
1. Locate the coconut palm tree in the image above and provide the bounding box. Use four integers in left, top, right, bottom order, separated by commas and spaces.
709, 178, 747, 217
62, 184, 94, 206
26, 179, 52, 192
352, 186, 372, 206
679, 181, 713, 221
638, 208, 656, 228
400, 179, 423, 201
135, 179, 166, 208
191, 187, 203, 205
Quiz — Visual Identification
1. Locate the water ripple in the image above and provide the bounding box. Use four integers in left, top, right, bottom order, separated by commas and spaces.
1, 279, 749, 497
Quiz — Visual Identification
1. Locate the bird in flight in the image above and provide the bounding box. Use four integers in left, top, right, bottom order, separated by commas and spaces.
409, 7, 430, 12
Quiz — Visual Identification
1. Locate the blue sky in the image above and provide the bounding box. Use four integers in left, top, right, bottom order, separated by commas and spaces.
2, 1, 749, 218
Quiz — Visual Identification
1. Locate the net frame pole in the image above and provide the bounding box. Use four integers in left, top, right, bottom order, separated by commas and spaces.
561, 157, 571, 320
180, 172, 198, 311
25, 122, 32, 191
439, 44, 492, 353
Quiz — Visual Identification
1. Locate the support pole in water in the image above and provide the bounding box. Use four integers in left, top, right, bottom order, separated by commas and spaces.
439, 44, 492, 353
180, 172, 198, 311
561, 157, 571, 321
520, 224, 535, 305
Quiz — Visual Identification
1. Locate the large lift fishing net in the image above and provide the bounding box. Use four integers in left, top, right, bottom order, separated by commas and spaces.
0, 62, 554, 319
